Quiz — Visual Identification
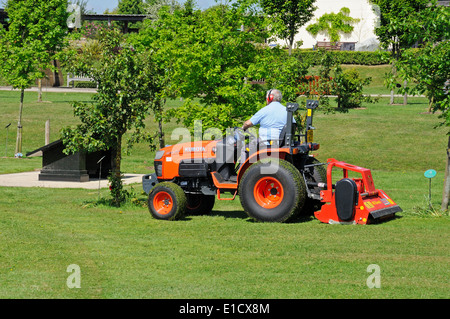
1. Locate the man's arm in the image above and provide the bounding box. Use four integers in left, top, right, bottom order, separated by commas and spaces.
242, 119, 253, 130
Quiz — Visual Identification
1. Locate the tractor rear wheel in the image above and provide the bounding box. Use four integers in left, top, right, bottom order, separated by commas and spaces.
186, 194, 215, 215
239, 159, 306, 222
148, 182, 186, 220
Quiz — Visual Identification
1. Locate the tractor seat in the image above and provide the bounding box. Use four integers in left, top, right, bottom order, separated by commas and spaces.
265, 123, 296, 148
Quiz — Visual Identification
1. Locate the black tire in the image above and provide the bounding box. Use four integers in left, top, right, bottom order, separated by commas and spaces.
239, 159, 306, 222
301, 157, 327, 216
148, 182, 186, 220
186, 194, 215, 215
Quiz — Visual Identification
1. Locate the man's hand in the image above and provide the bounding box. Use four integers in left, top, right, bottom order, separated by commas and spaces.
242, 120, 253, 131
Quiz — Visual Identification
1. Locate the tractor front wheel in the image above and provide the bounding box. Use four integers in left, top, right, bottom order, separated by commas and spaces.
148, 182, 186, 220
239, 159, 306, 222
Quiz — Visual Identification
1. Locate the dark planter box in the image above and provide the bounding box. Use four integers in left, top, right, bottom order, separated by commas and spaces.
27, 140, 112, 182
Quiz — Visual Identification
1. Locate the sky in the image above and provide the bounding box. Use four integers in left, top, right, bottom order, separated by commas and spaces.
86, 0, 220, 14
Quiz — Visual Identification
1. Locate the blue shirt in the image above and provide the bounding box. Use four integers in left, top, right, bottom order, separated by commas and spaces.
250, 102, 295, 142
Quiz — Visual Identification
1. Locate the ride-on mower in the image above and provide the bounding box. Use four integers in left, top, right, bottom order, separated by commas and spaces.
143, 100, 402, 224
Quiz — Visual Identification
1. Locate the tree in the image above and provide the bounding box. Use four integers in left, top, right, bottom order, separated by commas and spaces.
392, 2, 450, 210
306, 7, 360, 43
119, 0, 145, 14
332, 66, 374, 109
61, 29, 159, 206
260, 0, 317, 55
0, 0, 68, 157
370, 0, 429, 104
118, 0, 145, 31
370, 0, 429, 54
144, 0, 182, 20
139, 1, 276, 133
129, 0, 185, 148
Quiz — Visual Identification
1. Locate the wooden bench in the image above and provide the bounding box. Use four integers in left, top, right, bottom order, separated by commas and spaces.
250, 78, 266, 85
67, 73, 98, 88
315, 41, 342, 51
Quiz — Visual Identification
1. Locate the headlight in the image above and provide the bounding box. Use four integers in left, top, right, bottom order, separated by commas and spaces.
155, 150, 165, 160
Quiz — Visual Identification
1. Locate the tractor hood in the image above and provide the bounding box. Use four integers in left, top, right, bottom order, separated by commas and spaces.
154, 140, 219, 163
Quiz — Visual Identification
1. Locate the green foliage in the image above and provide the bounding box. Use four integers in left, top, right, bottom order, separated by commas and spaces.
294, 50, 389, 66
260, 0, 317, 54
62, 29, 157, 153
137, 1, 279, 133
370, 0, 429, 56
413, 199, 449, 218
61, 29, 160, 206
300, 51, 375, 111
401, 0, 450, 45
333, 66, 374, 109
118, 0, 145, 14
0, 0, 69, 89
144, 0, 183, 19
108, 173, 129, 207
390, 2, 450, 129
80, 21, 116, 39
397, 41, 450, 127
118, 0, 146, 29
265, 54, 309, 104
306, 7, 359, 43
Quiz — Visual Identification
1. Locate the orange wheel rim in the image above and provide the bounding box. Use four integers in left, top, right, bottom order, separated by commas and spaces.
253, 177, 284, 209
153, 191, 173, 215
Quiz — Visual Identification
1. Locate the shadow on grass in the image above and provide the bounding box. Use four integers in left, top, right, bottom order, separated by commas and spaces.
210, 210, 317, 224
80, 196, 148, 209
210, 210, 248, 220
57, 100, 93, 104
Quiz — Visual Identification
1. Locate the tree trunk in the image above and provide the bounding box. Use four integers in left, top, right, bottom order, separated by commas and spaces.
390, 41, 399, 105
403, 80, 407, 105
158, 118, 165, 149
38, 79, 43, 102
390, 62, 396, 105
15, 88, 25, 155
288, 34, 294, 56
52, 60, 60, 87
157, 100, 165, 149
45, 119, 50, 145
428, 96, 434, 113
114, 138, 121, 182
441, 136, 450, 211
110, 136, 124, 206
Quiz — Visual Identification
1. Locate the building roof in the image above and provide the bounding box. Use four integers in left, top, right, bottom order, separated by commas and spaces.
0, 10, 148, 24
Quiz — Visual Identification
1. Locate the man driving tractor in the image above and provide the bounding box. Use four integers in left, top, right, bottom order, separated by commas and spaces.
242, 89, 295, 145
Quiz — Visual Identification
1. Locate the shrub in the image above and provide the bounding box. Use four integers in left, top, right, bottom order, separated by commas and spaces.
294, 49, 390, 66
333, 66, 375, 109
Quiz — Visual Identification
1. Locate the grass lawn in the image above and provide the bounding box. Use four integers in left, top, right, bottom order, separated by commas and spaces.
0, 88, 449, 299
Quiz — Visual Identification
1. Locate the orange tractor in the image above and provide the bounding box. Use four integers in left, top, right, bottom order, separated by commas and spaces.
143, 100, 402, 224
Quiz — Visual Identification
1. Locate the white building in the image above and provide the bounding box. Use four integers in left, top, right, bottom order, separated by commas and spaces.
272, 0, 380, 51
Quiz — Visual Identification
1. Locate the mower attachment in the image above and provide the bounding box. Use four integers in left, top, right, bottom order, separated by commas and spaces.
314, 159, 402, 225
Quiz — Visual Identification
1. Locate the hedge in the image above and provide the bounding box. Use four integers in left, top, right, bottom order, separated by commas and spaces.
293, 49, 390, 66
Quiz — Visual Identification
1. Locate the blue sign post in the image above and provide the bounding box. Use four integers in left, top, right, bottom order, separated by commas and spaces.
424, 169, 437, 208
